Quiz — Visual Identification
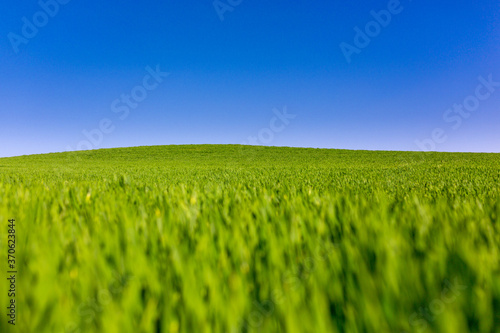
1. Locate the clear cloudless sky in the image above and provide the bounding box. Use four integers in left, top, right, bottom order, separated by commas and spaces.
1, 0, 499, 157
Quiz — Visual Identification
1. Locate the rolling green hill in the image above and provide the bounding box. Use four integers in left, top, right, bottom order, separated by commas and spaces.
1, 145, 499, 333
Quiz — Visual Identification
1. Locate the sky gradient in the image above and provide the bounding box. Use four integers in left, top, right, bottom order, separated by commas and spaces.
1, 0, 499, 157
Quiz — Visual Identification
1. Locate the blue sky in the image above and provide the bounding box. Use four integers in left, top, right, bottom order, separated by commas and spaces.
1, 0, 499, 157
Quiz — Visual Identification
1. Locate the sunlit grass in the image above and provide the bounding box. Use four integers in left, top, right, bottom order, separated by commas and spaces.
0, 145, 499, 332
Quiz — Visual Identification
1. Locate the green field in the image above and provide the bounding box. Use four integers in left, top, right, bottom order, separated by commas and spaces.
1, 145, 499, 333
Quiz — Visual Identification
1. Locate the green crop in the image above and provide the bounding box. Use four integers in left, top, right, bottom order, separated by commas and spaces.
0, 145, 499, 332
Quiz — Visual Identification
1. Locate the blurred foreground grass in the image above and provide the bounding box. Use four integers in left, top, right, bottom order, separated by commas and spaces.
0, 145, 499, 333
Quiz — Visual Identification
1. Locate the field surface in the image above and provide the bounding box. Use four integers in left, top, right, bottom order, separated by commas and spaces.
0, 145, 499, 333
